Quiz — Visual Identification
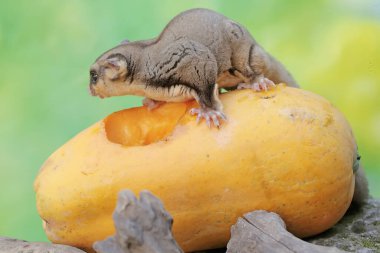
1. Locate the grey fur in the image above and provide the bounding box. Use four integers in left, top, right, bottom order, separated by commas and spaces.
89, 8, 298, 111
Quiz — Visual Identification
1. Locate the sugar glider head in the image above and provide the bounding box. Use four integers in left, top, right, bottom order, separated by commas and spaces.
89, 45, 132, 98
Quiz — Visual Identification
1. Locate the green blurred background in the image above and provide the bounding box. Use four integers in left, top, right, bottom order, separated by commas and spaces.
0, 0, 379, 243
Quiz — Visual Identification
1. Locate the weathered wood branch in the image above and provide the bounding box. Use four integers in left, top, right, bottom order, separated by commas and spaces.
93, 190, 183, 253
1, 191, 378, 253
93, 190, 380, 253
226, 210, 346, 253
0, 237, 85, 253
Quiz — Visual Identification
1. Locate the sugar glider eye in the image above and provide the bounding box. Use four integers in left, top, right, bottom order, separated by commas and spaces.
90, 70, 98, 84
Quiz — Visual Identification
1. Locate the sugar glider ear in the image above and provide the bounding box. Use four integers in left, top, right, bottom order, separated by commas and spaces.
120, 39, 130, 45
104, 56, 128, 80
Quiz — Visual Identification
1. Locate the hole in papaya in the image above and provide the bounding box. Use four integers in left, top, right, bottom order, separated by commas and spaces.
104, 102, 191, 146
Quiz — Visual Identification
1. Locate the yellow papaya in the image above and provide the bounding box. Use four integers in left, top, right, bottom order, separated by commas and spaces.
34, 85, 355, 252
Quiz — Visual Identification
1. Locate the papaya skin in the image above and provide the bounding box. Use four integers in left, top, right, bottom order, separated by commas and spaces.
34, 85, 355, 252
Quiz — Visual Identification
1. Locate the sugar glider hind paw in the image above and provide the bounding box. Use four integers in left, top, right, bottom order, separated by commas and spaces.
237, 77, 275, 91
189, 108, 227, 128
142, 98, 163, 110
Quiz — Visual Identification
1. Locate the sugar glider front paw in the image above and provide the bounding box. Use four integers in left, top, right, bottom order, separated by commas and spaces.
237, 77, 275, 91
189, 107, 227, 128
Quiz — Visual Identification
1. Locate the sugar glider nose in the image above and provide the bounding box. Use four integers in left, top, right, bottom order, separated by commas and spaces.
88, 84, 96, 96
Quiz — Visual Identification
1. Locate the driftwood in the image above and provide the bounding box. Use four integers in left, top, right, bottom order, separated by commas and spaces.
0, 237, 85, 253
93, 190, 380, 253
93, 190, 183, 253
1, 191, 378, 253
226, 211, 346, 253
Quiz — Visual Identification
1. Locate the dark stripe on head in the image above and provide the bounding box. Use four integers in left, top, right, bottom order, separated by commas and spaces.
248, 44, 254, 67
94, 44, 125, 62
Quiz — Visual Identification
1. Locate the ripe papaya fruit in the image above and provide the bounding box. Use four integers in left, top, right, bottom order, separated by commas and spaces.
34, 85, 355, 252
